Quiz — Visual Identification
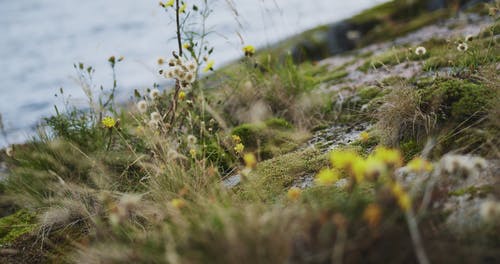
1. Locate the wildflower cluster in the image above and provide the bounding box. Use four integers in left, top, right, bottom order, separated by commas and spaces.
159, 57, 198, 89
316, 147, 434, 212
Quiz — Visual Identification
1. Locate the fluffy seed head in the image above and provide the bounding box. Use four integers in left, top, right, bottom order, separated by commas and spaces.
150, 89, 161, 100
415, 46, 427, 56
136, 100, 148, 113
457, 43, 468, 52
150, 112, 162, 122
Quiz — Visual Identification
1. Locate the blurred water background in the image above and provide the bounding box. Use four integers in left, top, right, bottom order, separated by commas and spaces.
0, 0, 386, 147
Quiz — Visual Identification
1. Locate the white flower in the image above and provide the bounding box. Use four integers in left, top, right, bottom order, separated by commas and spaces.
457, 43, 468, 52
480, 200, 500, 222
465, 34, 474, 42
5, 146, 14, 157
148, 119, 159, 129
136, 100, 148, 113
187, 134, 197, 145
150, 112, 162, 122
187, 61, 197, 72
415, 46, 427, 56
150, 89, 161, 100
185, 72, 196, 83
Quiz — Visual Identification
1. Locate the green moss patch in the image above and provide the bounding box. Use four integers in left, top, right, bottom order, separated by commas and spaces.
0, 210, 37, 246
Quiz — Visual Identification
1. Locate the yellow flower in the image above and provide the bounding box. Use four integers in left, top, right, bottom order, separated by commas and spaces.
243, 153, 257, 168
183, 42, 191, 50
363, 203, 382, 228
359, 131, 370, 142
189, 148, 196, 158
329, 149, 359, 170
179, 2, 187, 13
243, 45, 255, 57
165, 0, 174, 7
231, 135, 241, 143
234, 143, 244, 154
407, 157, 433, 173
203, 60, 214, 72
102, 116, 116, 128
170, 198, 186, 209
351, 158, 366, 183
373, 147, 403, 168
287, 187, 302, 201
363, 156, 387, 181
391, 182, 411, 211
178, 91, 186, 100
315, 168, 339, 186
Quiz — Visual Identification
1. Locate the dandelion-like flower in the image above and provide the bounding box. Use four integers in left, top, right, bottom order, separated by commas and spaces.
359, 131, 370, 142
415, 46, 427, 56
178, 91, 186, 101
165, 0, 174, 7
407, 157, 433, 173
150, 88, 161, 100
179, 3, 187, 13
150, 112, 162, 122
243, 153, 257, 168
391, 183, 411, 211
102, 116, 116, 129
137, 100, 148, 113
203, 60, 214, 73
287, 187, 302, 201
5, 146, 14, 157
457, 43, 468, 52
234, 143, 244, 154
243, 45, 255, 57
170, 198, 186, 209
189, 148, 197, 158
480, 200, 500, 222
232, 135, 242, 144
315, 168, 339, 186
187, 134, 197, 145
148, 120, 159, 129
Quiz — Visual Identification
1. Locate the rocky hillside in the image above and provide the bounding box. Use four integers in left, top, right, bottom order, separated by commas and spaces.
0, 0, 499, 263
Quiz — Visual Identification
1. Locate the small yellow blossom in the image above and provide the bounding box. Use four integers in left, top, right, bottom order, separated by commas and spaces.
170, 198, 186, 209
315, 168, 339, 186
391, 182, 411, 211
330, 149, 359, 170
287, 187, 302, 201
243, 153, 257, 168
165, 0, 174, 7
178, 91, 186, 100
183, 42, 191, 50
407, 157, 433, 173
189, 148, 197, 158
243, 45, 255, 57
203, 60, 214, 72
179, 2, 187, 13
373, 147, 403, 168
351, 158, 366, 183
363, 203, 382, 228
102, 116, 116, 128
234, 143, 244, 154
359, 131, 370, 142
232, 135, 242, 143
363, 156, 387, 181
